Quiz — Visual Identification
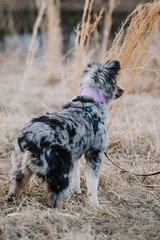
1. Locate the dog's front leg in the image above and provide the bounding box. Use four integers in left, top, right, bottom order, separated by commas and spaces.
71, 160, 81, 194
8, 150, 32, 202
85, 151, 102, 206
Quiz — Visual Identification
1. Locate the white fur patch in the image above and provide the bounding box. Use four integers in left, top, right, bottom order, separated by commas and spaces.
71, 160, 81, 193
85, 163, 99, 206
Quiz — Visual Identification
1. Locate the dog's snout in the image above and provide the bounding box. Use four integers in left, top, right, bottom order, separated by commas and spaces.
115, 86, 124, 99
119, 88, 124, 95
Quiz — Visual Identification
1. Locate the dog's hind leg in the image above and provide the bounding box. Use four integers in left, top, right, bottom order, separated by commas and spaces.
85, 150, 103, 206
45, 147, 73, 208
8, 150, 32, 202
71, 160, 81, 194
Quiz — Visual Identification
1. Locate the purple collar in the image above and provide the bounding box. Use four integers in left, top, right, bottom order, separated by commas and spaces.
80, 87, 106, 104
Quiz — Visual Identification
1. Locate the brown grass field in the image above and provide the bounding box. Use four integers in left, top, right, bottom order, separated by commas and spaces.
0, 0, 160, 239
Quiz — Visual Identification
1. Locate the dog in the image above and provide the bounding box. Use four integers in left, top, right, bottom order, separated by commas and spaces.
8, 60, 123, 208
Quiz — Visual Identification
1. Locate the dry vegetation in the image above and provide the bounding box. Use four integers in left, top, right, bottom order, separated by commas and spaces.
0, 0, 160, 239
73, 0, 104, 95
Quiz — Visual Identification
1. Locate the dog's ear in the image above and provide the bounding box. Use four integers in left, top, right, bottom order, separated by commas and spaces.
103, 60, 121, 74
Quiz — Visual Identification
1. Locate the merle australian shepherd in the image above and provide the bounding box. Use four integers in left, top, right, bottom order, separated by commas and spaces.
8, 60, 124, 208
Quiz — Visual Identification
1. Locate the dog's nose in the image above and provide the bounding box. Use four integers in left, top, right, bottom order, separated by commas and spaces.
115, 86, 124, 99
119, 88, 124, 96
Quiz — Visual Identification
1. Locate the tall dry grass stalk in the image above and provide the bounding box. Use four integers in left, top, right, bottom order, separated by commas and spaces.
45, 0, 62, 82
73, 0, 104, 95
101, 0, 117, 55
102, 0, 160, 127
22, 0, 62, 87
22, 0, 46, 89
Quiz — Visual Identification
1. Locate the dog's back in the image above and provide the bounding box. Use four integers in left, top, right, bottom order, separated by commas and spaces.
18, 96, 107, 164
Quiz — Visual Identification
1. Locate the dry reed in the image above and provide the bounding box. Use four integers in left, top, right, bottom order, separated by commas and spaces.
73, 0, 104, 95
101, 0, 117, 55
102, 0, 160, 126
45, 0, 62, 83
22, 0, 62, 86
22, 0, 46, 89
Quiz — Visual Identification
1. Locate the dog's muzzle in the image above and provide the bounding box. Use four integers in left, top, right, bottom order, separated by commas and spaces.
115, 86, 124, 99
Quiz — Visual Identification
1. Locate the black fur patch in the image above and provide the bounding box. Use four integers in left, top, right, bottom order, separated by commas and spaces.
46, 145, 72, 193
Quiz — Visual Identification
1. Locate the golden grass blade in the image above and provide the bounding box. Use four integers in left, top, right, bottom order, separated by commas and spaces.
101, 0, 117, 55
73, 0, 104, 95
45, 0, 62, 83
102, 0, 160, 127
22, 0, 46, 89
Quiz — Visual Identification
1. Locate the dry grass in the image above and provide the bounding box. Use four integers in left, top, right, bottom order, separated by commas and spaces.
0, 0, 160, 239
22, 0, 46, 89
23, 0, 62, 85
101, 0, 117, 55
102, 0, 160, 125
0, 67, 160, 239
45, 0, 62, 83
73, 0, 104, 95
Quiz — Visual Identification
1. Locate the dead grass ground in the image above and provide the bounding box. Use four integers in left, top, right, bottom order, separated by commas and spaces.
0, 46, 160, 239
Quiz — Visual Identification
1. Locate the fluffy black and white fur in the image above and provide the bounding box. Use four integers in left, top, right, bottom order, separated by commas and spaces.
8, 60, 123, 208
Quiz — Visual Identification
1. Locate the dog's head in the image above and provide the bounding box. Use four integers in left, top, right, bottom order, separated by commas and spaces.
80, 60, 124, 103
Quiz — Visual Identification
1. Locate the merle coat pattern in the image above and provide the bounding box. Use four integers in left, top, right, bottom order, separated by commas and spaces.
8, 60, 123, 207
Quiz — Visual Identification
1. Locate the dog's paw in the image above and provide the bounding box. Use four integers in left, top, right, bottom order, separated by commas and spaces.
88, 194, 100, 207
88, 200, 101, 210
7, 193, 14, 202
